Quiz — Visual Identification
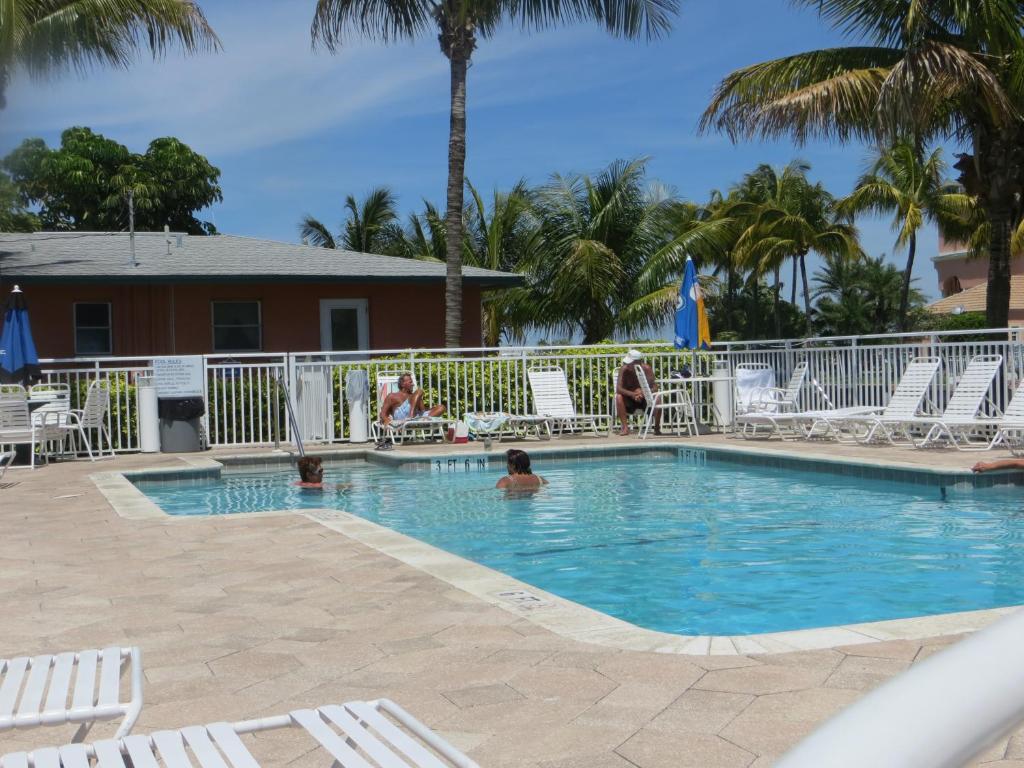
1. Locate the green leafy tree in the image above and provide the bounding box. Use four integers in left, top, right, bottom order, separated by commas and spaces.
300, 186, 405, 254
311, 0, 676, 348
812, 254, 922, 336
2, 127, 221, 233
0, 0, 219, 109
838, 142, 972, 331
517, 158, 728, 344
0, 173, 39, 231
728, 160, 859, 335
701, 0, 1024, 328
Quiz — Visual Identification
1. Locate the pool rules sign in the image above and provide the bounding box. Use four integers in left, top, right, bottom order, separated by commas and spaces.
153, 356, 204, 397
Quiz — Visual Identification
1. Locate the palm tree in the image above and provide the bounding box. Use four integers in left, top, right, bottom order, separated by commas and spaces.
700, 0, 1024, 328
521, 158, 728, 344
728, 161, 858, 335
1, 0, 219, 109
812, 253, 921, 335
311, 0, 676, 348
463, 180, 536, 345
838, 142, 972, 331
300, 186, 405, 255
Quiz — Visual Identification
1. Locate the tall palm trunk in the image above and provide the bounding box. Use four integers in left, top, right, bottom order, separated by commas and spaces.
897, 231, 916, 332
750, 278, 759, 338
986, 203, 1014, 329
790, 258, 797, 305
443, 44, 469, 348
772, 264, 782, 338
799, 251, 811, 318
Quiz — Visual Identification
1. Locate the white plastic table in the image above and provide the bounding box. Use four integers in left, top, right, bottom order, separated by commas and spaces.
655, 376, 735, 430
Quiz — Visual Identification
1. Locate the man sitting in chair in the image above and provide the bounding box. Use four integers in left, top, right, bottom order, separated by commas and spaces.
380, 373, 446, 426
615, 350, 659, 436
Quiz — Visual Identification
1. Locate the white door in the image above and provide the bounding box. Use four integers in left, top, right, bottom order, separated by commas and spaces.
319, 299, 369, 352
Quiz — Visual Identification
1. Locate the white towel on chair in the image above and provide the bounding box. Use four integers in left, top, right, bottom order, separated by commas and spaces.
736, 368, 775, 412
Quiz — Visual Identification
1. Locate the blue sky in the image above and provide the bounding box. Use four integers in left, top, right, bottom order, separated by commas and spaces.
3, 0, 955, 300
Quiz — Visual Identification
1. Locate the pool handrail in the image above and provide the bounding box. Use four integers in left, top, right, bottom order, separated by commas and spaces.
776, 607, 1024, 768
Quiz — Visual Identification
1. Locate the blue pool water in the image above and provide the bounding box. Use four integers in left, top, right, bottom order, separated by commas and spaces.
134, 455, 1024, 635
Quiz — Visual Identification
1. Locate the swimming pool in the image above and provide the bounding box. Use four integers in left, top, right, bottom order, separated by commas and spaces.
133, 454, 1024, 636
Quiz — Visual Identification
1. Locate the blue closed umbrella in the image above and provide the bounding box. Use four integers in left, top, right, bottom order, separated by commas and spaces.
673, 256, 711, 350
0, 285, 41, 385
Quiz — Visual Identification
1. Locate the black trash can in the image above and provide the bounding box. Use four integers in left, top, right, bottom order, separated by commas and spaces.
158, 396, 205, 452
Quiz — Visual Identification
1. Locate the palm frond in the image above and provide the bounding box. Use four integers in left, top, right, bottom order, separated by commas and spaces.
12, 0, 220, 82
700, 46, 900, 142
299, 215, 337, 249
311, 0, 435, 49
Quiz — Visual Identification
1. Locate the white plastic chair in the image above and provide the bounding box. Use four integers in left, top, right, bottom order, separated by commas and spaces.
911, 355, 1004, 449
634, 365, 697, 439
814, 356, 943, 444
0, 647, 142, 742
56, 380, 113, 460
527, 366, 611, 436
29, 384, 72, 458
0, 384, 51, 469
0, 699, 478, 768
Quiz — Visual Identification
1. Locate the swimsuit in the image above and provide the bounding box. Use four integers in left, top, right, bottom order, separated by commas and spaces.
392, 398, 425, 421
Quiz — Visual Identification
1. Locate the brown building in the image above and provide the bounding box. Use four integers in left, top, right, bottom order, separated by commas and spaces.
0, 232, 519, 359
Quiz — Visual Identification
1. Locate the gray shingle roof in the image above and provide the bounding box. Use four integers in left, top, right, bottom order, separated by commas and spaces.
0, 232, 521, 286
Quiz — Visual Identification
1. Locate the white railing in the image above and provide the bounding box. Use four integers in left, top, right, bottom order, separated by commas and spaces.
36, 327, 1024, 452
777, 607, 1024, 768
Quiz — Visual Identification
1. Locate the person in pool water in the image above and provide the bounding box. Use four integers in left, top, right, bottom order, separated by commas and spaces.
380, 373, 446, 425
294, 456, 350, 491
496, 449, 548, 490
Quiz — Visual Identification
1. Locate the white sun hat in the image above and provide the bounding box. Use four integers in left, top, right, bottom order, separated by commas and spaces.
622, 349, 645, 365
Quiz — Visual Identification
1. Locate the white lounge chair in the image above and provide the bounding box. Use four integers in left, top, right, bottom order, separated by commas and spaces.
993, 379, 1024, 454
910, 355, 1004, 449
371, 374, 455, 445
0, 699, 478, 768
813, 356, 943, 444
0, 647, 142, 742
462, 411, 552, 441
634, 365, 697, 439
0, 385, 56, 469
527, 366, 611, 436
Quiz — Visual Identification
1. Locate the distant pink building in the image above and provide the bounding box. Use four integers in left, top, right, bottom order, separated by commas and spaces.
928, 233, 1024, 324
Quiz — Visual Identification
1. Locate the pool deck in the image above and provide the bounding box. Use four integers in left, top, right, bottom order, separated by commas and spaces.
2, 434, 1023, 766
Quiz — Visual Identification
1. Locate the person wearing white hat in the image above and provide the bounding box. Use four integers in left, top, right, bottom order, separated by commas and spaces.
615, 349, 659, 436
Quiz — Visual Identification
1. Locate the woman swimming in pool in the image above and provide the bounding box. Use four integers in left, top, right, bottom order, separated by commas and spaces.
294, 456, 350, 491
496, 449, 548, 490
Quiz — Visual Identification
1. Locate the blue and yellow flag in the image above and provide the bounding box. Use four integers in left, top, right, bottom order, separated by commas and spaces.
673, 256, 711, 350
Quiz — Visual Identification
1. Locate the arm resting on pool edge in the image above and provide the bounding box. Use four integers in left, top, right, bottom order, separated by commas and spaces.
972, 459, 1024, 473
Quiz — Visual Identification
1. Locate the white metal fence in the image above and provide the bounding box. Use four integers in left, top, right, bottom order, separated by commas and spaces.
35, 327, 1024, 452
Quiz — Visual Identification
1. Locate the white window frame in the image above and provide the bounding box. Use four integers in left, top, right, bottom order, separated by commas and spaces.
211, 300, 262, 353
319, 299, 369, 352
73, 301, 113, 356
